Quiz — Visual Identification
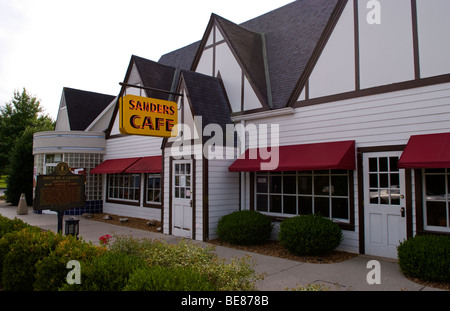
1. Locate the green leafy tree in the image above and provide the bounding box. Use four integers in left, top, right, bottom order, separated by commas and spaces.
5, 119, 54, 205
0, 88, 54, 174
0, 88, 54, 205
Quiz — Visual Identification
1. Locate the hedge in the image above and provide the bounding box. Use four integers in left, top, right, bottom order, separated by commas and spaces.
397, 235, 450, 282
217, 210, 273, 245
279, 214, 343, 256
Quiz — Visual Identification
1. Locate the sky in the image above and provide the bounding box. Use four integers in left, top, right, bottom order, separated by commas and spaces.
0, 0, 293, 119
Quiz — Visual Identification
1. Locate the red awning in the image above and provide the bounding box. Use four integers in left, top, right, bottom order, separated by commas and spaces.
125, 156, 162, 173
90, 157, 141, 174
398, 132, 450, 168
229, 140, 355, 172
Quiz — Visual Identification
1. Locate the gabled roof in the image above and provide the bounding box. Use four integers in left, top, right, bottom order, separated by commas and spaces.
180, 70, 232, 143
159, 0, 344, 109
63, 87, 115, 131
210, 14, 271, 109
131, 55, 179, 101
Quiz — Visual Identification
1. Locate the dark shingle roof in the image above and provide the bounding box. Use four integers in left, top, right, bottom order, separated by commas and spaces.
242, 0, 340, 108
158, 42, 201, 71
63, 87, 115, 131
159, 0, 341, 109
181, 70, 232, 141
132, 55, 178, 101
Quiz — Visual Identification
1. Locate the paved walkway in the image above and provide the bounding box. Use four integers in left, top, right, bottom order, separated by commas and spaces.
0, 202, 445, 291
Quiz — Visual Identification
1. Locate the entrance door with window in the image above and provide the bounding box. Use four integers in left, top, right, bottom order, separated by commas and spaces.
172, 160, 193, 238
363, 152, 407, 258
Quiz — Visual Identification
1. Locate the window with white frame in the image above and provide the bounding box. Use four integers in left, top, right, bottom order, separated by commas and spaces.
146, 174, 161, 204
424, 168, 450, 231
256, 170, 350, 222
108, 173, 141, 202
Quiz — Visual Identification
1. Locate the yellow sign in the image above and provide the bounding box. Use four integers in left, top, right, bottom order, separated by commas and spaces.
119, 94, 178, 137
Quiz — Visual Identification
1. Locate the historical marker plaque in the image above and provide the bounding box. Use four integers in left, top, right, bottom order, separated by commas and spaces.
34, 162, 86, 212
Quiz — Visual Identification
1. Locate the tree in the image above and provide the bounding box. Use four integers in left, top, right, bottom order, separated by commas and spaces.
5, 120, 54, 205
0, 88, 54, 174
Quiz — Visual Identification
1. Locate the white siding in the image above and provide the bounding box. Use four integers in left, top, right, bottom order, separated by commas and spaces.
106, 135, 162, 160
207, 148, 240, 240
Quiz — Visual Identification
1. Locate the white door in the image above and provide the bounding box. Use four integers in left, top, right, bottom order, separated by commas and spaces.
172, 160, 193, 238
363, 152, 407, 258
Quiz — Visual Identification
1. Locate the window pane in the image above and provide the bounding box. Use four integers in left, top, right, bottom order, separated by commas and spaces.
298, 175, 312, 194
379, 157, 388, 172
426, 174, 446, 200
148, 189, 154, 202
426, 201, 447, 227
314, 197, 330, 217
298, 196, 312, 215
256, 176, 268, 193
270, 195, 282, 213
270, 176, 282, 193
257, 195, 268, 212
369, 174, 378, 188
283, 175, 296, 194
283, 196, 296, 214
314, 175, 329, 195
332, 198, 349, 220
390, 157, 399, 172
154, 177, 161, 189
380, 173, 389, 188
369, 158, 378, 172
331, 175, 348, 196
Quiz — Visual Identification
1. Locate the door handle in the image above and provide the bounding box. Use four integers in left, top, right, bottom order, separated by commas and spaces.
400, 207, 405, 218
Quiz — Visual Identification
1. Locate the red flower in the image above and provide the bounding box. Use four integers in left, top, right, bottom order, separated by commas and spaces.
99, 234, 112, 245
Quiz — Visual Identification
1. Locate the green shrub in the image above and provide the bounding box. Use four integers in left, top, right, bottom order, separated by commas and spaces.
397, 235, 450, 282
2, 228, 64, 290
108, 235, 154, 258
279, 214, 343, 256
60, 251, 146, 291
0, 215, 32, 239
34, 235, 106, 291
217, 210, 273, 245
143, 239, 262, 291
124, 265, 214, 291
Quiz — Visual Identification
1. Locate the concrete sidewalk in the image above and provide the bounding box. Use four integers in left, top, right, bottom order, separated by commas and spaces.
0, 202, 445, 291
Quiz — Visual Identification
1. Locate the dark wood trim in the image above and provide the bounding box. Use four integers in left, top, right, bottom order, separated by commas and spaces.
250, 172, 255, 211
405, 169, 413, 238
241, 70, 245, 111
411, 0, 421, 80
357, 150, 365, 254
414, 169, 424, 234
347, 170, 355, 232
168, 157, 173, 235
295, 74, 450, 108
353, 0, 360, 91
192, 158, 196, 240
357, 145, 406, 153
202, 157, 209, 242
